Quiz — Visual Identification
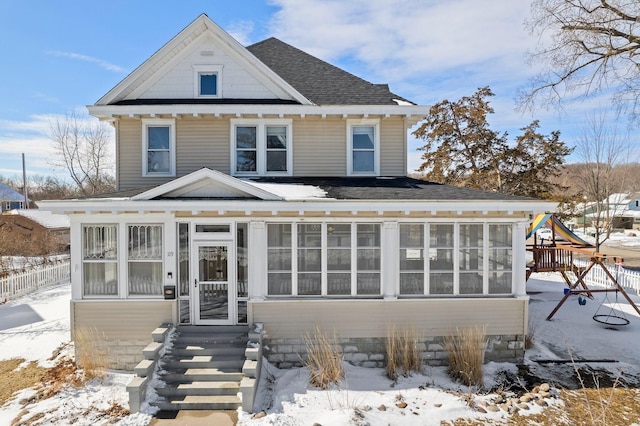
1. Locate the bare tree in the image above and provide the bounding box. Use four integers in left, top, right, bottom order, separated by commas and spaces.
49, 113, 115, 196
572, 110, 632, 250
521, 0, 640, 120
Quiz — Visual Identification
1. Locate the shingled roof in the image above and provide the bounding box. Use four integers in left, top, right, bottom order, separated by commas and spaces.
247, 38, 414, 106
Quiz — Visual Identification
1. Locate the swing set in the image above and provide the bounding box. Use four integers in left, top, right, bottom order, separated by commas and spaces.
526, 214, 640, 325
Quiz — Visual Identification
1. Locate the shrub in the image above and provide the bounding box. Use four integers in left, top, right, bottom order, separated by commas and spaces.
74, 327, 108, 380
386, 325, 422, 381
444, 325, 487, 387
303, 327, 343, 389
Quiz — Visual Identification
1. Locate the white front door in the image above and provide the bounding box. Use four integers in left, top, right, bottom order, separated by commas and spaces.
193, 241, 235, 325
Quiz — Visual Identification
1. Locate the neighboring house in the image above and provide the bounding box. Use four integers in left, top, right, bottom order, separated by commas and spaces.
0, 182, 27, 212
39, 14, 554, 371
0, 209, 70, 254
579, 193, 640, 230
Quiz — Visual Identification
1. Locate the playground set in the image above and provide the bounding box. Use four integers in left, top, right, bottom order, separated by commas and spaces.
526, 214, 640, 325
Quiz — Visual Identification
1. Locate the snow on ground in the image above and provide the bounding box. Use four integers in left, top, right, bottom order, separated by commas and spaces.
1, 270, 640, 425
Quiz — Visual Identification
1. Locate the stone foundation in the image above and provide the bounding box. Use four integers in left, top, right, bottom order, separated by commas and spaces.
263, 334, 525, 369
87, 338, 150, 371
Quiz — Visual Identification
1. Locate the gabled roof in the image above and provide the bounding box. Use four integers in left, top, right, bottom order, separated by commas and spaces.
131, 168, 284, 201
96, 14, 311, 106
247, 38, 414, 106
0, 182, 25, 202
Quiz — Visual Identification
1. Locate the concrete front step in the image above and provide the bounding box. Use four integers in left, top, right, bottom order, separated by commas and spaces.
171, 345, 246, 357
152, 395, 241, 411
176, 325, 249, 334
155, 381, 239, 397
160, 368, 245, 383
162, 356, 245, 370
174, 334, 249, 346
150, 326, 250, 411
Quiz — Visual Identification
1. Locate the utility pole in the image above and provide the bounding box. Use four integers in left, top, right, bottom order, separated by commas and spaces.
22, 153, 28, 209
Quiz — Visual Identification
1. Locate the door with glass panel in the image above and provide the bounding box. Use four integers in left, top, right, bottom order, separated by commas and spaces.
193, 242, 234, 325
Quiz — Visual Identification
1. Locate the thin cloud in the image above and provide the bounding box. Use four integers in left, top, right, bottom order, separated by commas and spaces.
47, 50, 127, 73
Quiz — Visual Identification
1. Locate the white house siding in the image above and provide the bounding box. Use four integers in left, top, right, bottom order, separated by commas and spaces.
176, 117, 230, 176
379, 118, 406, 176
70, 300, 176, 370
139, 33, 278, 100
117, 116, 409, 190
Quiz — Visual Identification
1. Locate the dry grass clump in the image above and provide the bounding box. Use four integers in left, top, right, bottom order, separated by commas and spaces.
74, 327, 108, 380
0, 358, 47, 405
444, 325, 487, 387
303, 327, 344, 389
385, 325, 422, 381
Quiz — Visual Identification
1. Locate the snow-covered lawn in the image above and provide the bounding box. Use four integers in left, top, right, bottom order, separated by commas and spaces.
1, 272, 639, 425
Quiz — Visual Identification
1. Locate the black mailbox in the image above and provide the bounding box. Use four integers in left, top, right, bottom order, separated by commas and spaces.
163, 285, 176, 300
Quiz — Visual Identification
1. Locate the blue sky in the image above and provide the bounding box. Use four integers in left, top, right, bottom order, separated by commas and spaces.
0, 0, 634, 180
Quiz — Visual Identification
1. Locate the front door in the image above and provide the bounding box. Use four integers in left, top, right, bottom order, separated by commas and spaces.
193, 241, 234, 325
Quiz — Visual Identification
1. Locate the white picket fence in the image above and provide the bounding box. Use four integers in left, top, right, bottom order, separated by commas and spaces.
0, 259, 71, 300
574, 259, 640, 294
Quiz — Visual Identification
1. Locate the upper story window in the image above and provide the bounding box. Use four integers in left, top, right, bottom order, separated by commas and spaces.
193, 65, 222, 98
231, 119, 292, 176
347, 119, 380, 176
142, 118, 176, 177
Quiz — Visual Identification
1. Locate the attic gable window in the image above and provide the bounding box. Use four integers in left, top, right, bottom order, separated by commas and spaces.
347, 119, 380, 176
231, 118, 292, 176
193, 65, 222, 98
142, 118, 176, 177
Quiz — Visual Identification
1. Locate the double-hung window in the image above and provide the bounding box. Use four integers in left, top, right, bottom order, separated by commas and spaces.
232, 119, 292, 175
142, 119, 176, 176
347, 119, 380, 175
83, 224, 118, 297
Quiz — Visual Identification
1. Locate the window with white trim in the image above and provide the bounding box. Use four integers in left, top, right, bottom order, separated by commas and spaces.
193, 65, 222, 97
267, 222, 380, 297
82, 224, 118, 297
398, 222, 513, 296
347, 119, 380, 175
232, 119, 292, 175
127, 224, 163, 296
142, 119, 175, 176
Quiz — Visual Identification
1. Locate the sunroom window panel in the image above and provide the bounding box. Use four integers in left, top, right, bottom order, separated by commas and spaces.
327, 272, 351, 295
357, 272, 380, 295
356, 224, 380, 295
489, 224, 513, 294
268, 224, 292, 296
298, 273, 321, 295
429, 224, 454, 295
128, 225, 163, 296
268, 273, 292, 295
400, 273, 424, 295
460, 272, 484, 295
327, 224, 351, 295
489, 272, 512, 294
429, 272, 454, 295
82, 225, 118, 296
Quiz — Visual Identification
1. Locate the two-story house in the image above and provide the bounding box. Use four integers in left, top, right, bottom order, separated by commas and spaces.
39, 14, 554, 371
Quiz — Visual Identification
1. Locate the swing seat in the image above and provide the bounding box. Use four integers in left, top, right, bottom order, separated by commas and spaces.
592, 314, 630, 327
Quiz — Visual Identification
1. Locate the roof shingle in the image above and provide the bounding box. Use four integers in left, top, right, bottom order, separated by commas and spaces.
247, 37, 414, 106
